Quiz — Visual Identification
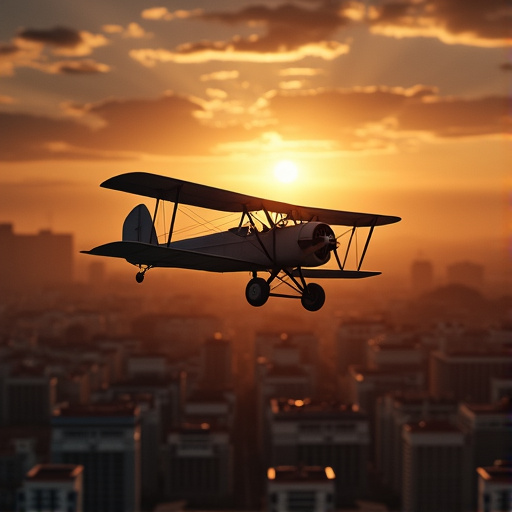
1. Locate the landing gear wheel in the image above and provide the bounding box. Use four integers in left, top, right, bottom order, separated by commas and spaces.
301, 283, 325, 311
245, 278, 270, 307
135, 272, 145, 283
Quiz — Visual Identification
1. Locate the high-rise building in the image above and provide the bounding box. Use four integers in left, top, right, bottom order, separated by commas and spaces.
199, 336, 233, 389
4, 368, 57, 426
161, 423, 233, 508
0, 223, 73, 293
266, 466, 336, 512
375, 392, 459, 493
457, 399, 512, 509
410, 259, 434, 295
429, 350, 512, 402
16, 464, 84, 512
51, 403, 140, 512
267, 398, 369, 506
402, 421, 471, 512
477, 460, 512, 512
335, 318, 387, 375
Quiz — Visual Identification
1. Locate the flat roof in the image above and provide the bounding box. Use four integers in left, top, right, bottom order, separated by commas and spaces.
26, 464, 83, 482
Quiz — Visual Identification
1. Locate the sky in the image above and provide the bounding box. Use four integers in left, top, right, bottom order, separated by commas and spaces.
0, 0, 510, 285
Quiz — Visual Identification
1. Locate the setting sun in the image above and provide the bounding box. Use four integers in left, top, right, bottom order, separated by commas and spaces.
274, 160, 299, 184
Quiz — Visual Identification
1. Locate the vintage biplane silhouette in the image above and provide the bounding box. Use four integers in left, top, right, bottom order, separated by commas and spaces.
82, 172, 400, 311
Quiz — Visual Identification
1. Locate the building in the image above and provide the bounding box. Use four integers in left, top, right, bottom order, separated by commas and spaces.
410, 259, 434, 295
199, 335, 233, 389
375, 392, 459, 493
267, 398, 369, 506
266, 466, 336, 512
0, 223, 73, 294
4, 368, 57, 426
447, 260, 484, 289
51, 403, 140, 512
429, 350, 512, 403
477, 460, 512, 512
161, 423, 233, 508
402, 421, 471, 512
17, 464, 84, 512
335, 318, 387, 375
457, 399, 512, 509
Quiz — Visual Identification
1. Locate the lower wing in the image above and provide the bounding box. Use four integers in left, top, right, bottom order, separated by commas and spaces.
292, 269, 381, 279
81, 241, 263, 273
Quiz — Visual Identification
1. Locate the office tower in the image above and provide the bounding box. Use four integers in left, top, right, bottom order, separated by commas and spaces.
335, 318, 387, 375
267, 398, 369, 506
375, 392, 459, 493
162, 423, 233, 508
402, 421, 471, 512
17, 464, 83, 512
266, 466, 336, 512
429, 350, 512, 402
184, 388, 236, 432
346, 365, 425, 421
4, 369, 57, 426
51, 403, 140, 512
365, 334, 424, 370
410, 258, 434, 295
477, 460, 512, 512
0, 223, 73, 293
447, 260, 484, 289
457, 399, 512, 509
199, 336, 233, 389
0, 427, 50, 511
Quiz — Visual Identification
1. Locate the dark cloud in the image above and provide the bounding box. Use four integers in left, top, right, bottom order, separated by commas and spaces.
132, 2, 351, 63
369, 0, 511, 46
51, 60, 110, 74
18, 26, 83, 48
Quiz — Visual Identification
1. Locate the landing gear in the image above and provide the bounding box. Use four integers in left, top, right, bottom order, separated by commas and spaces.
301, 283, 325, 312
245, 277, 270, 307
135, 265, 151, 283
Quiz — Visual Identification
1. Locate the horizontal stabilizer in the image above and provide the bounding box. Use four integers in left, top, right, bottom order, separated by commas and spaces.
292, 269, 381, 279
81, 241, 263, 273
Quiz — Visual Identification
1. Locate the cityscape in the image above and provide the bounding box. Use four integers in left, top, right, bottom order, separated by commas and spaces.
0, 223, 510, 512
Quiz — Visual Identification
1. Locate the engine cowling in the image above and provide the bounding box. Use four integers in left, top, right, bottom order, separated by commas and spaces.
296, 222, 336, 266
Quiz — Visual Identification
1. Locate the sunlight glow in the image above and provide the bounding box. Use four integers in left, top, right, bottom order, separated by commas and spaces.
274, 160, 299, 183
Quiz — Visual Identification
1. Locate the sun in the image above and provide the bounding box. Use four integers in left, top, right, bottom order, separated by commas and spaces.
274, 160, 299, 184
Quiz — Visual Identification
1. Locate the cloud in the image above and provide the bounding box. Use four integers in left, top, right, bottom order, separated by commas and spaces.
17, 26, 109, 56
368, 0, 512, 47
47, 60, 111, 75
200, 70, 240, 82
0, 87, 508, 162
0, 26, 110, 76
0, 94, 248, 161
141, 7, 202, 21
132, 3, 352, 64
102, 23, 153, 39
267, 86, 510, 150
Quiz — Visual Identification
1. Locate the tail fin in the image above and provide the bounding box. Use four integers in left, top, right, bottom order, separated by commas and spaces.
122, 204, 158, 244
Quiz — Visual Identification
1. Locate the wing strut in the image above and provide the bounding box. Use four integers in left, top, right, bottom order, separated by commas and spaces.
244, 206, 274, 265
167, 186, 182, 246
357, 218, 377, 270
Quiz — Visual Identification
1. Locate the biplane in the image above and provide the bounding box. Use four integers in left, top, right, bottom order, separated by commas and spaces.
82, 172, 400, 311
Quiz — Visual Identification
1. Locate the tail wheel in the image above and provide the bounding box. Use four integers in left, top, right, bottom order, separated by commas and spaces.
245, 277, 270, 307
301, 283, 325, 311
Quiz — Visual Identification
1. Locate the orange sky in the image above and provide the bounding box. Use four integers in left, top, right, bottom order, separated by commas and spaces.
0, 0, 510, 286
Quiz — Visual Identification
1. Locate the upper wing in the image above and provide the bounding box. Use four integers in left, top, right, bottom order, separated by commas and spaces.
101, 172, 401, 227
81, 241, 265, 273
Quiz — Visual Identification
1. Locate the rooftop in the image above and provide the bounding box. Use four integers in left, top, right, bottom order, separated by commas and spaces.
26, 464, 83, 482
